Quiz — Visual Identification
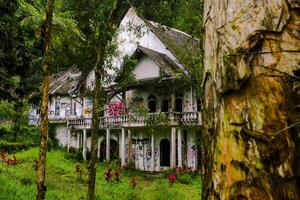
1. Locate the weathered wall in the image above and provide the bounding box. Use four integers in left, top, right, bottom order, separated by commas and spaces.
202, 0, 300, 199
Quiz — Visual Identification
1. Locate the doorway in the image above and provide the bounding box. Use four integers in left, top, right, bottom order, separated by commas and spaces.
160, 139, 170, 167
100, 139, 118, 162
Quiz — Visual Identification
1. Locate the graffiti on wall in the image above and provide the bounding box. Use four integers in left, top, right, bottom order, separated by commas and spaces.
107, 101, 127, 117
126, 139, 160, 171
187, 145, 196, 170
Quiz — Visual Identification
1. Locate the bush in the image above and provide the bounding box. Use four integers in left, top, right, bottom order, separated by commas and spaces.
177, 174, 193, 185
64, 148, 83, 162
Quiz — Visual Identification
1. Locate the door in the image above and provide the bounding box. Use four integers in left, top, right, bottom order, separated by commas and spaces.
160, 139, 170, 167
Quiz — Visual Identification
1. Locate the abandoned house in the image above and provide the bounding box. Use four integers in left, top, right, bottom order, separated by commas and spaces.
29, 8, 202, 172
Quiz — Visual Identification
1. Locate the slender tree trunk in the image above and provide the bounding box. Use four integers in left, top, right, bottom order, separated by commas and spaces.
87, 1, 120, 199
201, 1, 300, 199
87, 48, 104, 200
36, 0, 55, 199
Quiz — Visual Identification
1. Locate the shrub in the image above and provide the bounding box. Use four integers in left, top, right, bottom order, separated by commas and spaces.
104, 168, 113, 183
64, 148, 83, 162
130, 176, 137, 188
177, 174, 193, 185
167, 173, 177, 185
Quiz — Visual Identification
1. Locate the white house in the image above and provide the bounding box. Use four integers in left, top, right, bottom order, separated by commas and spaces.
30, 8, 202, 172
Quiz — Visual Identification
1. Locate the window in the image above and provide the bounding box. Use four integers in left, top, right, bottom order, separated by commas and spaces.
148, 95, 156, 113
161, 99, 169, 112
55, 97, 61, 116
175, 94, 183, 112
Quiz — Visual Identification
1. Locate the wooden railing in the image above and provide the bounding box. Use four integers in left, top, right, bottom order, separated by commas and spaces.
68, 112, 202, 129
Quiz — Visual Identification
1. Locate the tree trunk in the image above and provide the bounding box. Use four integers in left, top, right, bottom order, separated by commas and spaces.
36, 0, 55, 199
87, 1, 120, 199
201, 1, 300, 199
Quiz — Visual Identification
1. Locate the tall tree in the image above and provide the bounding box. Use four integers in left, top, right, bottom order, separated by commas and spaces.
202, 0, 300, 199
87, 1, 123, 199
36, 0, 55, 199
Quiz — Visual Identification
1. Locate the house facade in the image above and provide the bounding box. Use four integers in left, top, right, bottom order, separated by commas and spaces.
29, 8, 202, 172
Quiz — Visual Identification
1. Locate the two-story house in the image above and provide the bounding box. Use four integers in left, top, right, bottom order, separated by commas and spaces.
30, 8, 202, 172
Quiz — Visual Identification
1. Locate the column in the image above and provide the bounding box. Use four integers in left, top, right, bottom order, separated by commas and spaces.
97, 137, 101, 159
121, 128, 125, 167
177, 128, 182, 167
67, 129, 71, 152
106, 129, 110, 161
127, 129, 132, 163
171, 127, 176, 168
77, 132, 80, 149
151, 133, 155, 172
83, 129, 87, 160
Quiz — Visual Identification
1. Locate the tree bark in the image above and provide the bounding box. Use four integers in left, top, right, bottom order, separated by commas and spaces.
201, 1, 300, 199
87, 1, 120, 199
36, 0, 55, 199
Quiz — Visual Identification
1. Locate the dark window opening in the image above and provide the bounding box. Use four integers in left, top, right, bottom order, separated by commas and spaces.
197, 99, 201, 111
148, 95, 156, 113
161, 99, 169, 112
100, 139, 118, 162
160, 139, 170, 167
175, 94, 183, 112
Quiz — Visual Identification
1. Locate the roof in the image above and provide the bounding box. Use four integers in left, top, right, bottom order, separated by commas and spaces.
138, 46, 180, 77
145, 20, 200, 80
49, 66, 82, 96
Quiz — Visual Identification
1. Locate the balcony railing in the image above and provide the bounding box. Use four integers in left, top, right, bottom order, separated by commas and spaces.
68, 112, 202, 129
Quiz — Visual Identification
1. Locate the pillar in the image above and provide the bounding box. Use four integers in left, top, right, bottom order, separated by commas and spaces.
127, 129, 132, 162
177, 128, 182, 167
83, 129, 87, 160
171, 127, 176, 168
77, 132, 80, 149
121, 128, 125, 166
67, 129, 71, 152
151, 132, 155, 172
106, 129, 110, 161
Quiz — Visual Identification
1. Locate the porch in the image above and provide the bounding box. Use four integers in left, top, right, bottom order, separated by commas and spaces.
67, 111, 202, 129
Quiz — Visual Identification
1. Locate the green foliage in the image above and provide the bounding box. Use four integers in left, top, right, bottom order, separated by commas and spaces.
0, 100, 15, 119
115, 56, 137, 84
177, 174, 194, 185
64, 147, 83, 162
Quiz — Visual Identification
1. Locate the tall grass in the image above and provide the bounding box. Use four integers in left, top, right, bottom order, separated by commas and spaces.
0, 148, 201, 200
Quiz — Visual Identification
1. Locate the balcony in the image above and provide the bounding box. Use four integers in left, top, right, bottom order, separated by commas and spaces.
68, 112, 202, 129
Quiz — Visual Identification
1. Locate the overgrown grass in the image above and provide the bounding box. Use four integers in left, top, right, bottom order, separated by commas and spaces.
0, 148, 201, 200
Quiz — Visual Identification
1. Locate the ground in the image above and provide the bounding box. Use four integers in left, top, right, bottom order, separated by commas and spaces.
0, 148, 201, 200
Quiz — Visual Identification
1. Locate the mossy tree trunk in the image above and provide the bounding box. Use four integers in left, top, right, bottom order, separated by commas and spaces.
36, 0, 55, 199
201, 1, 300, 199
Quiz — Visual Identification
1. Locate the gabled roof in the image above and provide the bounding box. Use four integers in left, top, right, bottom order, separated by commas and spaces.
49, 66, 81, 96
146, 20, 199, 59
84, 7, 201, 91
137, 46, 180, 77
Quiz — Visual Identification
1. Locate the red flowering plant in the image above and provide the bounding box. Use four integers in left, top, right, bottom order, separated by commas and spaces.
167, 173, 177, 185
188, 166, 194, 174
104, 168, 113, 183
178, 166, 185, 174
4, 155, 17, 166
114, 168, 121, 182
130, 176, 137, 188
1, 151, 7, 161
